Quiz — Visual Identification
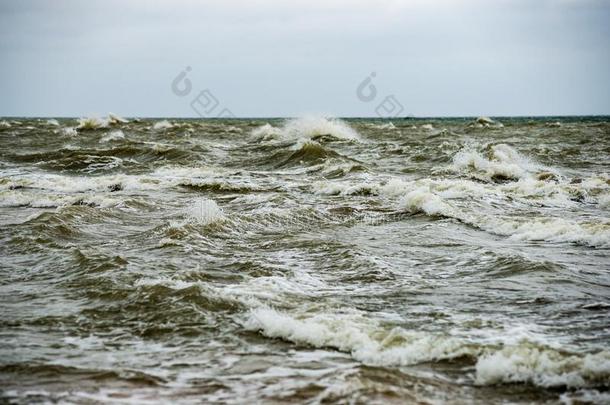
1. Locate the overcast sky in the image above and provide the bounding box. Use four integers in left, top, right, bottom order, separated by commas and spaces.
1, 0, 609, 117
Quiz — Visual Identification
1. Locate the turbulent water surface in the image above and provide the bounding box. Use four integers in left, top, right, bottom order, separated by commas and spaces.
0, 115, 609, 404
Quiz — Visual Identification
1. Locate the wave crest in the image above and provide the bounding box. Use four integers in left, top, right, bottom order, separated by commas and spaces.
452, 144, 549, 182
185, 198, 225, 225
476, 345, 610, 387
251, 116, 361, 143
244, 308, 610, 388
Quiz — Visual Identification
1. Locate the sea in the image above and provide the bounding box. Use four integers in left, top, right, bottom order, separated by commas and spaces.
0, 115, 609, 404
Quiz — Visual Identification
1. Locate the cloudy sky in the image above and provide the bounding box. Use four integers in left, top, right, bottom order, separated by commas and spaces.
1, 0, 609, 117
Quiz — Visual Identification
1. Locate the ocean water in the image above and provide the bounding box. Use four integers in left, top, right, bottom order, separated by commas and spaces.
0, 115, 609, 404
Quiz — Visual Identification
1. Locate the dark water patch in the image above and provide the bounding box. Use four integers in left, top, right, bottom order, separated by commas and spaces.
0, 363, 166, 388
273, 142, 343, 168
3, 144, 204, 173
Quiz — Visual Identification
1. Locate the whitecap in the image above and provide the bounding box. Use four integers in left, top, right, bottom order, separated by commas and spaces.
284, 116, 360, 141
100, 130, 125, 143
244, 307, 475, 366
244, 308, 610, 389
369, 122, 396, 130
468, 116, 504, 129
186, 198, 225, 225
60, 127, 78, 136
77, 117, 108, 130
452, 144, 547, 182
398, 187, 454, 216
250, 123, 283, 141
476, 345, 610, 387
107, 112, 128, 124
153, 120, 173, 130
252, 116, 361, 143
312, 180, 377, 196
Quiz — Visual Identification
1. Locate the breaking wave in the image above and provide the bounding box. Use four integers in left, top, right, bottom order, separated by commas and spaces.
185, 198, 225, 225
76, 114, 128, 130
476, 345, 610, 387
397, 186, 610, 247
244, 308, 610, 388
100, 130, 125, 143
451, 144, 552, 182
153, 120, 174, 130
312, 176, 610, 247
251, 116, 361, 142
77, 117, 108, 130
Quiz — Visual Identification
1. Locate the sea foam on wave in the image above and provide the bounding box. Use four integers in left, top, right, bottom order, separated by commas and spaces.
186, 198, 225, 225
452, 144, 548, 182
100, 130, 125, 143
251, 116, 361, 142
244, 307, 610, 387
244, 308, 610, 388
76, 113, 128, 130
395, 185, 609, 246
244, 307, 473, 366
153, 120, 174, 130
312, 175, 610, 246
476, 345, 610, 387
77, 117, 108, 130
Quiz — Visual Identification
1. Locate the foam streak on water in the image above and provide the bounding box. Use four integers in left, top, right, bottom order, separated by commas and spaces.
0, 116, 609, 404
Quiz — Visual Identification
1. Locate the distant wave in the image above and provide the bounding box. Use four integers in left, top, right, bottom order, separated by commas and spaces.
250, 116, 361, 142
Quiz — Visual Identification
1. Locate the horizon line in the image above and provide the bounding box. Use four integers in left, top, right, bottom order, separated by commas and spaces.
2, 114, 609, 120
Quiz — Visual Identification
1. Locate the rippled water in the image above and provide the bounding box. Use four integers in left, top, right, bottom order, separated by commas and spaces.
0, 115, 609, 404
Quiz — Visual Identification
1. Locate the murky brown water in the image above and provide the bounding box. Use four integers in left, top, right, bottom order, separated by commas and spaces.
1, 116, 609, 403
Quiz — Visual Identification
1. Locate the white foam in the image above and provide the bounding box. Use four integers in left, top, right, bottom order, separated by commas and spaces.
107, 112, 128, 124
0, 190, 122, 209
382, 179, 609, 246
153, 166, 223, 179
402, 187, 609, 246
370, 122, 396, 130
46, 119, 60, 126
251, 123, 283, 140
560, 389, 610, 404
244, 308, 474, 366
476, 346, 610, 387
285, 116, 360, 140
470, 116, 504, 128
312, 180, 376, 196
0, 120, 11, 128
252, 116, 361, 143
581, 175, 610, 193
100, 130, 125, 143
477, 116, 495, 125
153, 120, 173, 130
452, 144, 545, 182
60, 127, 78, 136
134, 276, 195, 290
376, 178, 414, 197
186, 198, 225, 225
77, 117, 109, 130
490, 217, 610, 247
398, 187, 453, 216
244, 308, 610, 388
